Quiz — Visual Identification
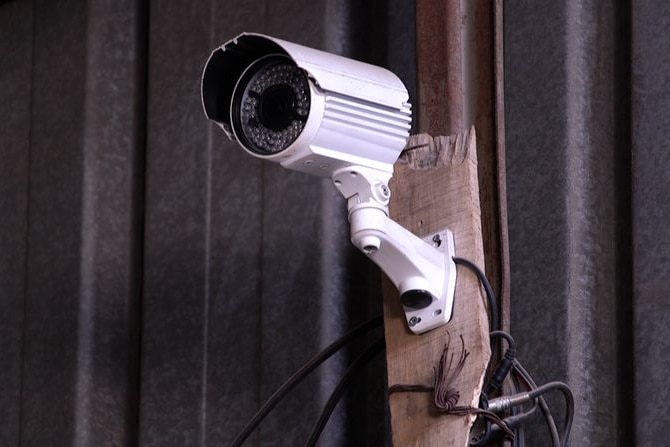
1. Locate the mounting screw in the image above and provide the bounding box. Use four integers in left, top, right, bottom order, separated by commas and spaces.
359, 235, 381, 255
363, 245, 378, 254
432, 234, 442, 247
373, 183, 391, 203
408, 316, 421, 327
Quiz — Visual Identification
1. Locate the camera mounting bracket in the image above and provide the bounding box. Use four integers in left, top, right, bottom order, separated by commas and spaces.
331, 166, 457, 334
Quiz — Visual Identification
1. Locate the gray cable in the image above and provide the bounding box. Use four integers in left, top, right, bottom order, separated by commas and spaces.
512, 360, 561, 447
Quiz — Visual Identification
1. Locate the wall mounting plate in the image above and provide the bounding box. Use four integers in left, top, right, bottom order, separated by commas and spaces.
402, 228, 457, 334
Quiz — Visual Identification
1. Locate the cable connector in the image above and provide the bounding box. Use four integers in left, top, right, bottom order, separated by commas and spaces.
483, 345, 515, 396
486, 391, 532, 414
487, 411, 535, 440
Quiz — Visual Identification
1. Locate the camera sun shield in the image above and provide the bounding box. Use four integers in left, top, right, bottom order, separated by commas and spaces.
202, 32, 411, 177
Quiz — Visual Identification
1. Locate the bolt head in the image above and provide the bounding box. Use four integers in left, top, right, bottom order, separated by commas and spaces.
376, 183, 390, 199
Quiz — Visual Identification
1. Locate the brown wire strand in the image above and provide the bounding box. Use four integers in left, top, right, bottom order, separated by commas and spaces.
433, 334, 469, 411
388, 333, 515, 441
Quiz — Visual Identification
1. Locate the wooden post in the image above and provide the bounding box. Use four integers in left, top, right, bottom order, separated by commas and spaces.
414, 0, 509, 326
383, 129, 491, 446
382, 1, 505, 443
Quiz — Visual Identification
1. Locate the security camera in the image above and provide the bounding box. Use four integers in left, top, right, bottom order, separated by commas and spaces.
202, 33, 457, 334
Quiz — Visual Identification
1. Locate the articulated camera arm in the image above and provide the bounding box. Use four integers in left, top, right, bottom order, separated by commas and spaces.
331, 166, 457, 334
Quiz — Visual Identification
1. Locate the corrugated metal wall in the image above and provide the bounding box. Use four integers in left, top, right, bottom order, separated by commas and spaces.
1, 0, 146, 445
0, 0, 412, 445
2, 0, 669, 446
505, 1, 670, 446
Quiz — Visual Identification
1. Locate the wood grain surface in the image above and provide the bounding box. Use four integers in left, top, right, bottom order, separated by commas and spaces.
383, 128, 491, 446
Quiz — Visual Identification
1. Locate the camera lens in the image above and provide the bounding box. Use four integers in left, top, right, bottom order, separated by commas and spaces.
258, 85, 297, 131
232, 56, 310, 155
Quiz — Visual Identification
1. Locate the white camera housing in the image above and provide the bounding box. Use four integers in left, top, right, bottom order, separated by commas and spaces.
202, 32, 411, 178
202, 33, 457, 334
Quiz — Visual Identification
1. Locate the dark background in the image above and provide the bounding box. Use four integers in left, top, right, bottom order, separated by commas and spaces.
1, 0, 668, 446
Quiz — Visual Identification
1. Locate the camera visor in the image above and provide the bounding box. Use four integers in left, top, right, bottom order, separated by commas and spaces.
232, 55, 310, 155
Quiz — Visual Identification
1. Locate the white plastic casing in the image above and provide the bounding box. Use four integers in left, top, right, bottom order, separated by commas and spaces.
201, 33, 457, 334
201, 33, 412, 177
332, 166, 457, 334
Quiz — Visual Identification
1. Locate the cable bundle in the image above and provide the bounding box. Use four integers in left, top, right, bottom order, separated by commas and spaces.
230, 257, 574, 446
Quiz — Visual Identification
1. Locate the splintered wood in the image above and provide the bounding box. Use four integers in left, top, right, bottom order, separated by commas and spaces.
383, 128, 491, 447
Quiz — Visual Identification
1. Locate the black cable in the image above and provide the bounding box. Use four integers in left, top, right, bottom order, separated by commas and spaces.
510, 365, 533, 447
484, 360, 560, 447
453, 260, 572, 447
304, 338, 386, 447
453, 257, 500, 332
527, 381, 573, 447
479, 331, 563, 447
489, 330, 522, 447
515, 423, 525, 447
486, 373, 572, 447
489, 330, 516, 352
511, 367, 524, 447
470, 331, 518, 446
488, 410, 536, 442
231, 315, 383, 447
512, 359, 560, 447
453, 257, 501, 447
468, 397, 493, 447
485, 331, 517, 396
